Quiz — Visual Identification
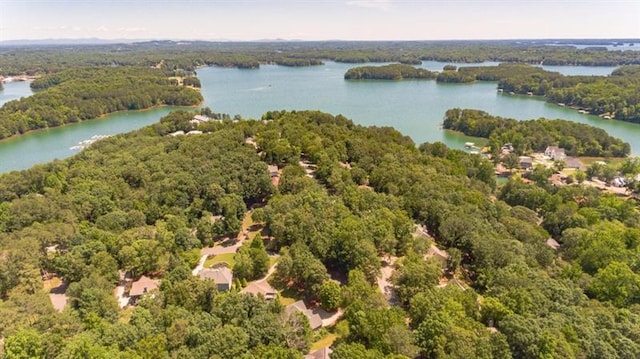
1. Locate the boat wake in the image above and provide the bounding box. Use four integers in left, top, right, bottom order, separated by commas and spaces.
69, 134, 111, 151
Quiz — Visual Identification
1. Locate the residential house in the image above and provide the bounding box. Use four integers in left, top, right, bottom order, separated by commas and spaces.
199, 267, 233, 291
501, 143, 514, 154
545, 146, 566, 161
268, 165, 280, 186
518, 156, 533, 169
546, 238, 561, 250
129, 276, 160, 301
190, 115, 213, 125
425, 244, 450, 269
241, 281, 277, 300
564, 157, 582, 169
305, 347, 333, 359
286, 300, 323, 330
611, 177, 626, 188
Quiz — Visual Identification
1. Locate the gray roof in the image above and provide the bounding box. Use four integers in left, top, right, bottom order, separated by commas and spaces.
286, 300, 323, 330
199, 267, 233, 286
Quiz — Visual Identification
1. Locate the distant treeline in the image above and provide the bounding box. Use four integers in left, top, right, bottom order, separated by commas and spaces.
0, 67, 202, 139
2, 40, 640, 76
344, 64, 436, 80
442, 108, 631, 157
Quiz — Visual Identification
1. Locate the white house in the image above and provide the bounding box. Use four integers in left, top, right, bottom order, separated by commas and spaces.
545, 146, 566, 161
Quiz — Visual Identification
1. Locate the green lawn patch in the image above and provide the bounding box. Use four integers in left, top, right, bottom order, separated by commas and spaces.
310, 333, 338, 352
204, 252, 236, 268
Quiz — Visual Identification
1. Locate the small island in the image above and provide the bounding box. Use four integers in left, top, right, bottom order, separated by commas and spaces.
344, 63, 436, 80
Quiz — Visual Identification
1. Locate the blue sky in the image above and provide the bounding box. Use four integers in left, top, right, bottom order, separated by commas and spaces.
0, 0, 638, 41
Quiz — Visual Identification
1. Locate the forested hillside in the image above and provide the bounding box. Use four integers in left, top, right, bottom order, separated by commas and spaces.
0, 67, 202, 139
0, 110, 638, 358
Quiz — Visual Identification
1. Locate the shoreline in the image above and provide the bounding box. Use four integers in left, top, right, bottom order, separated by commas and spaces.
0, 101, 202, 144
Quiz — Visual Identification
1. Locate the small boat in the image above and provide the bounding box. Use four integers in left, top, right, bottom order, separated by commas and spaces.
464, 142, 475, 148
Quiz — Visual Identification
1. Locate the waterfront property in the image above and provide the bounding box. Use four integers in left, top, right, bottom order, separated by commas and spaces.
545, 146, 567, 161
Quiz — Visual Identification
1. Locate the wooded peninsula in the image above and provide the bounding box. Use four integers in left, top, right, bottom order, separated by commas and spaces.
442, 108, 631, 157
0, 67, 202, 139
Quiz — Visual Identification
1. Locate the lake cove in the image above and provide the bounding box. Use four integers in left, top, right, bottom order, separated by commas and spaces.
0, 61, 637, 173
0, 80, 32, 107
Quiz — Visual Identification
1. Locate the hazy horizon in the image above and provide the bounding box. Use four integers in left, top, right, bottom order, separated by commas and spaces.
1, 0, 638, 42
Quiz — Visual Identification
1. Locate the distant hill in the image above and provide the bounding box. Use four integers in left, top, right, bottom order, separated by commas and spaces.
0, 38, 142, 46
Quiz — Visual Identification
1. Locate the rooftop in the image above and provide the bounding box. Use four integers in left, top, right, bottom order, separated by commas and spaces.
129, 276, 160, 297
199, 267, 233, 285
286, 300, 323, 330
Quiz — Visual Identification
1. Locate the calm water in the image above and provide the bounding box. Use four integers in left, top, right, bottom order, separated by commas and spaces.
0, 61, 636, 173
0, 80, 32, 106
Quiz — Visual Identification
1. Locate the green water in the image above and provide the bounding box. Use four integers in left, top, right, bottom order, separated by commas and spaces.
1, 61, 637, 173
0, 80, 32, 106
197, 62, 636, 151
0, 106, 177, 173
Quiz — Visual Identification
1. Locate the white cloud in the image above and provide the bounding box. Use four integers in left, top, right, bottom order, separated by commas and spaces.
346, 0, 392, 10
33, 26, 68, 31
117, 27, 147, 33
96, 26, 109, 32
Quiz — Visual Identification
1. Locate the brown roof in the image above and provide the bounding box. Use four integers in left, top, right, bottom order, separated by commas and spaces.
546, 238, 561, 250
426, 245, 449, 260
129, 276, 160, 297
305, 347, 333, 359
199, 267, 233, 286
286, 300, 323, 330
267, 165, 279, 176
241, 281, 277, 299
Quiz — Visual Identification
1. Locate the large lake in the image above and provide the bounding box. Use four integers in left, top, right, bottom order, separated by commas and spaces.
1, 61, 638, 173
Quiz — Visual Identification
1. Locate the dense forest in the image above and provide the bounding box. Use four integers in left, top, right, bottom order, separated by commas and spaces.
0, 67, 202, 139
435, 64, 640, 123
0, 110, 639, 358
344, 64, 436, 80
442, 108, 631, 157
2, 40, 640, 76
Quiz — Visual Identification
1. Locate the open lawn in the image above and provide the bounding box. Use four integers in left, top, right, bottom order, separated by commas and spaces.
579, 156, 626, 167
275, 284, 299, 306
204, 252, 236, 268
311, 333, 338, 352
43, 276, 62, 291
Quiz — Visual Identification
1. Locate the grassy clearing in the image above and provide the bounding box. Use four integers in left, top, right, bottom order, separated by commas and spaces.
204, 252, 236, 268
579, 156, 626, 167
310, 333, 338, 352
119, 307, 135, 323
42, 276, 62, 291
278, 294, 297, 306
275, 285, 299, 306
